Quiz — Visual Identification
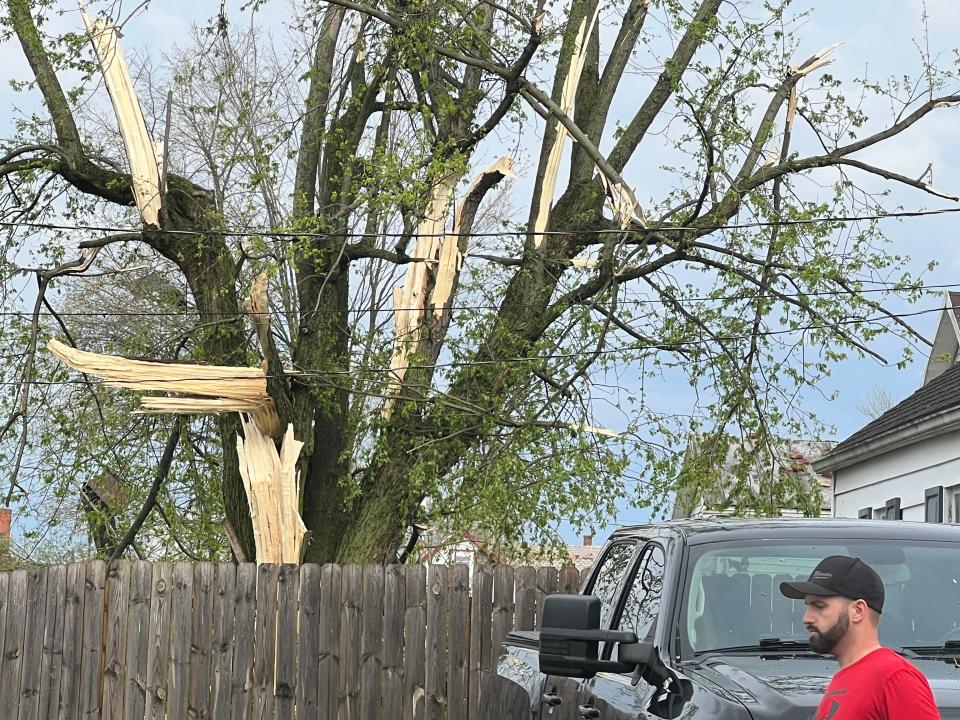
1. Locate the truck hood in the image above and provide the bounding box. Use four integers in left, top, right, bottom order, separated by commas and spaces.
688, 654, 960, 720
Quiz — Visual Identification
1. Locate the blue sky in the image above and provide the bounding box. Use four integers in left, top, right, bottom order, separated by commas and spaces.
3, 1, 960, 546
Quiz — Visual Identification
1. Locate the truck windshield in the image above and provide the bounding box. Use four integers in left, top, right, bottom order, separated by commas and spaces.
681, 538, 960, 656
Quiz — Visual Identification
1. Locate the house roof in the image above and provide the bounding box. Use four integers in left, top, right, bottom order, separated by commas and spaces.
817, 358, 960, 470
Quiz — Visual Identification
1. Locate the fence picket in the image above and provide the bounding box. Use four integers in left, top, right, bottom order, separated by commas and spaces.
210, 563, 237, 720
382, 565, 405, 720
37, 565, 65, 720
78, 561, 107, 718
123, 561, 153, 720
275, 564, 300, 720
360, 564, 384, 720
252, 564, 280, 719
229, 563, 257, 720
403, 564, 426, 720
186, 562, 215, 720
318, 563, 341, 720
144, 561, 173, 720
469, 565, 492, 717
425, 564, 448, 720
340, 564, 363, 720
0, 570, 27, 717
101, 561, 131, 720
296, 564, 321, 720
447, 564, 469, 720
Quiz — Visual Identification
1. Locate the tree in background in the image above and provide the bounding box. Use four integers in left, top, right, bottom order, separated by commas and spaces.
0, 0, 952, 563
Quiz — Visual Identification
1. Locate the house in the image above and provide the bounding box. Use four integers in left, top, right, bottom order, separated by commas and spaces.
814, 292, 960, 523
672, 438, 835, 519
421, 532, 600, 575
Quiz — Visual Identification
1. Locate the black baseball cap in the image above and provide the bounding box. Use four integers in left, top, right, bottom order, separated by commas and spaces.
779, 555, 885, 613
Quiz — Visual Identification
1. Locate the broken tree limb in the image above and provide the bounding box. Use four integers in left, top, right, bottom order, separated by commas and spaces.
236, 416, 306, 564
47, 338, 282, 437
81, 10, 162, 226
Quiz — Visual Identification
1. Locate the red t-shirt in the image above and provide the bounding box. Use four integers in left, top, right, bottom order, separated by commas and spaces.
816, 647, 940, 719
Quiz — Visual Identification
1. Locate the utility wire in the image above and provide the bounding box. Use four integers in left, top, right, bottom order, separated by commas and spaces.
0, 301, 952, 388
0, 281, 949, 319
2, 205, 960, 239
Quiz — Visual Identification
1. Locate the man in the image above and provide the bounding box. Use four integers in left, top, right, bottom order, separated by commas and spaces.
780, 555, 940, 719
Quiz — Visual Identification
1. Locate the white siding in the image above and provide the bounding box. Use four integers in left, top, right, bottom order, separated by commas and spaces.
833, 428, 960, 520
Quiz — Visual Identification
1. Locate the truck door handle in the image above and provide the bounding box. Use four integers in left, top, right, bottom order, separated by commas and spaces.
578, 705, 601, 719
541, 693, 562, 706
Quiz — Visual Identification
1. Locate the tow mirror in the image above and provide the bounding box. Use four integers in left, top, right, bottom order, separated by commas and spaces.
538, 594, 636, 678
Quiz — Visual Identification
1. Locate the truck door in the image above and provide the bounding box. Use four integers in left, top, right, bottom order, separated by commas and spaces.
576, 543, 666, 720
539, 540, 639, 719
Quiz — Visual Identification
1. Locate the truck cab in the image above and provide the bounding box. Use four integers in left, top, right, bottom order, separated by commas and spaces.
491, 517, 960, 719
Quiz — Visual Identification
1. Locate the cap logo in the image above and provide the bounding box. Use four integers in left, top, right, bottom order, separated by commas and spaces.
812, 572, 833, 580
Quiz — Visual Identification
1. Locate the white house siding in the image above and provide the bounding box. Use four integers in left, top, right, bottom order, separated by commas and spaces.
833, 428, 960, 521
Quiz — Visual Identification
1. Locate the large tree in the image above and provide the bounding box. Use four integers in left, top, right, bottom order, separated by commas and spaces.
0, 0, 951, 562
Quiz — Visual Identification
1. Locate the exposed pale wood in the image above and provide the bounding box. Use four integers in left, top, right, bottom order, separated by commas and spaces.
403, 564, 427, 720
123, 561, 153, 720
447, 564, 470, 720
81, 11, 162, 225
339, 564, 362, 720
47, 338, 281, 435
189, 563, 216, 720
37, 565, 65, 720
296, 564, 321, 720
221, 518, 249, 564
16, 568, 46, 720
252, 564, 280, 719
318, 564, 342, 719
384, 172, 462, 414
275, 564, 300, 720
531, 8, 600, 248
425, 564, 448, 720
210, 563, 237, 720
229, 563, 257, 720
469, 565, 492, 715
382, 564, 405, 720
247, 272, 272, 366
78, 560, 106, 719
236, 417, 307, 564
0, 570, 27, 717
101, 561, 131, 720
144, 562, 173, 720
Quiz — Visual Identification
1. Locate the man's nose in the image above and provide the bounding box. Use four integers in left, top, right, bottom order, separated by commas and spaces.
802, 607, 815, 625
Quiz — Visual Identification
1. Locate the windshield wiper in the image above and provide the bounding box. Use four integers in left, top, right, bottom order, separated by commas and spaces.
901, 640, 960, 656
693, 638, 815, 656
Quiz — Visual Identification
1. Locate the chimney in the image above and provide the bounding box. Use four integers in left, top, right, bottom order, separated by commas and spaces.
583, 534, 592, 546
0, 508, 11, 543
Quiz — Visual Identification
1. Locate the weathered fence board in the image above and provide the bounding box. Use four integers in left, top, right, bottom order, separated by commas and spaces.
275, 563, 300, 720
210, 562, 237, 720
101, 561, 131, 720
37, 564, 65, 720
190, 562, 216, 720
295, 563, 321, 720
0, 560, 594, 719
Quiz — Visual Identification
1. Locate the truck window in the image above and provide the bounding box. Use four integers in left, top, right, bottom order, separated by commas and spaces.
587, 541, 636, 628
614, 543, 665, 643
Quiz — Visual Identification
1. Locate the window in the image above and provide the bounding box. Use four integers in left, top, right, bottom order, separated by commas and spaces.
858, 507, 872, 519
925, 487, 944, 523
586, 542, 636, 629
884, 497, 902, 520
614, 544, 666, 644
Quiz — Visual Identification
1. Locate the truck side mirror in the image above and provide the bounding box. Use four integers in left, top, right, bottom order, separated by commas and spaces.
538, 594, 637, 678
618, 642, 693, 719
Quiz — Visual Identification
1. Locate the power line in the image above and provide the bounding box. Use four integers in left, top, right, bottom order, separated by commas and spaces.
0, 281, 950, 320
0, 301, 949, 388
2, 205, 960, 239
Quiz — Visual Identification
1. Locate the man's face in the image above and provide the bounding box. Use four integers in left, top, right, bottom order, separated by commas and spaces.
802, 596, 850, 654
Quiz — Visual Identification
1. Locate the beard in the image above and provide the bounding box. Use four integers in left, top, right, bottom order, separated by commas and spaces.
808, 612, 850, 654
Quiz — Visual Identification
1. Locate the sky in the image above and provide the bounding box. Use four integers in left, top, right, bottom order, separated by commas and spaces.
3, 1, 960, 547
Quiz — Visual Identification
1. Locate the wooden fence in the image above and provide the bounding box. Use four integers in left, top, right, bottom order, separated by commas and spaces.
0, 561, 587, 719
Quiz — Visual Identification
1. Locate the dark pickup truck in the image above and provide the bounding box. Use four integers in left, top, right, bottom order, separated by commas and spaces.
491, 517, 960, 719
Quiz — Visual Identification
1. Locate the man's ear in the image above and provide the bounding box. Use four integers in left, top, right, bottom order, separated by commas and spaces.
849, 598, 870, 624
